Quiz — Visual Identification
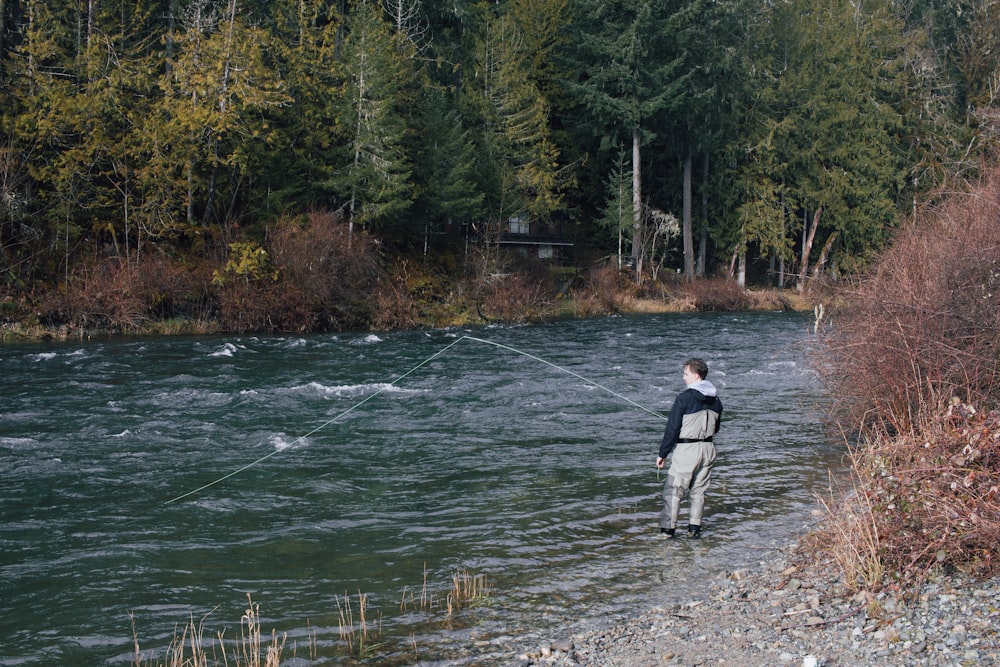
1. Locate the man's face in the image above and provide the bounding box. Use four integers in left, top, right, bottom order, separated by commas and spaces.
683, 365, 700, 385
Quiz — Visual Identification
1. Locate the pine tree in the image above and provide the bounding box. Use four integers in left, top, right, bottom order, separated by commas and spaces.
337, 0, 414, 240
471, 8, 562, 226
264, 0, 346, 215
568, 0, 690, 279
143, 0, 287, 239
411, 88, 484, 255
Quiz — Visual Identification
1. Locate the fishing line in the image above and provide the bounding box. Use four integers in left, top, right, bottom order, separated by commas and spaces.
461, 336, 666, 420
163, 335, 664, 505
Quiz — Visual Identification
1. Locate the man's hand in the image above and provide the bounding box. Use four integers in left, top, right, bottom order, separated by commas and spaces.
656, 456, 666, 469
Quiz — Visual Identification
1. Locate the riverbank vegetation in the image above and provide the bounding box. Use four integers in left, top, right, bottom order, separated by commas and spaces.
813, 166, 1000, 591
0, 206, 807, 340
131, 569, 493, 666
2, 0, 998, 338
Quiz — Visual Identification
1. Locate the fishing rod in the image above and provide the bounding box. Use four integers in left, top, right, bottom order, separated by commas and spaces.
163, 335, 665, 505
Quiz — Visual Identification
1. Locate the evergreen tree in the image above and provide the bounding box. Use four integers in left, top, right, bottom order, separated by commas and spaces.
337, 0, 414, 240
264, 0, 346, 216
568, 0, 690, 279
410, 88, 484, 254
470, 8, 562, 226
598, 146, 633, 268
721, 0, 913, 289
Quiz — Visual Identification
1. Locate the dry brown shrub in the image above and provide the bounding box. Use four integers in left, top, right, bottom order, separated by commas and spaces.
370, 261, 421, 331
677, 277, 755, 311
40, 255, 204, 331
813, 166, 1000, 587
215, 281, 315, 333
476, 269, 553, 322
818, 170, 1000, 433
267, 210, 382, 331
575, 265, 636, 314
822, 406, 1000, 585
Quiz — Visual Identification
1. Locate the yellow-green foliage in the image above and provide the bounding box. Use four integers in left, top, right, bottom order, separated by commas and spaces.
212, 242, 276, 287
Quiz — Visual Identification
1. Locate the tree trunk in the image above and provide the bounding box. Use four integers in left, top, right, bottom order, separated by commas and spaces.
797, 207, 822, 293
778, 186, 786, 288
811, 232, 838, 282
631, 127, 642, 280
682, 149, 694, 280
698, 152, 708, 277
0, 0, 7, 79
86, 0, 95, 50
166, 0, 177, 65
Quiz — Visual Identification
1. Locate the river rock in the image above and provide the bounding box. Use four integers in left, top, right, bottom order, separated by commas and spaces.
509, 541, 1000, 667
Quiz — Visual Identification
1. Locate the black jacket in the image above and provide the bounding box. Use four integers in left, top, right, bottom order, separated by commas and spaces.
658, 382, 723, 459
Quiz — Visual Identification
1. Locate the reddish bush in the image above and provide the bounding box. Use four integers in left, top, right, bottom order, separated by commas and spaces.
577, 265, 636, 314
848, 406, 1000, 581
39, 255, 207, 332
818, 170, 1000, 433
267, 211, 382, 331
677, 277, 755, 312
815, 166, 1000, 587
476, 269, 554, 323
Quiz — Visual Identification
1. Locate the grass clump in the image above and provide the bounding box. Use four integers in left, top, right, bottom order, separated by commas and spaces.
133, 567, 495, 666
131, 595, 286, 667
336, 591, 383, 658
446, 569, 494, 617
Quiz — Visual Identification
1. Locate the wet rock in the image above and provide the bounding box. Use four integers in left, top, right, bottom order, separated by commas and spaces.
550, 638, 573, 653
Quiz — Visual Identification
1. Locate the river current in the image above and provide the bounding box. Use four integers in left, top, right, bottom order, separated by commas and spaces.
1, 312, 842, 665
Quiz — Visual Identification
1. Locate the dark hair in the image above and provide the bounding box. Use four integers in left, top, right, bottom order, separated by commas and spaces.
684, 358, 709, 379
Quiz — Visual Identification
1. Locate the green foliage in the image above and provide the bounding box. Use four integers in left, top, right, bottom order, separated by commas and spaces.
336, 0, 414, 232
0, 0, 996, 300
467, 7, 564, 224
213, 241, 274, 286
568, 0, 689, 147
598, 147, 633, 246
411, 89, 485, 229
716, 0, 918, 281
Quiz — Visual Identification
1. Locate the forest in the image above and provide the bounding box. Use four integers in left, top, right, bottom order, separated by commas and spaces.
0, 0, 998, 333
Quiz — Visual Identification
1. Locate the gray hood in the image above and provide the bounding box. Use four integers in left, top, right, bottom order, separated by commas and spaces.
688, 379, 717, 397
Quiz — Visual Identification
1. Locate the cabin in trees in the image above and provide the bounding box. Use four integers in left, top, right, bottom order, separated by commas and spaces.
499, 214, 574, 263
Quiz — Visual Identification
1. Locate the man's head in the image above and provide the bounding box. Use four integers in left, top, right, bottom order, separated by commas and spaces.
683, 358, 709, 384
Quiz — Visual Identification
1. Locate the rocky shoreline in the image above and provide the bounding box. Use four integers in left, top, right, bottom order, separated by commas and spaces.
514, 540, 1000, 667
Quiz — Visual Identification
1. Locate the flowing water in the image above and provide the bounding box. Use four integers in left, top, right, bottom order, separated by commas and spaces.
1, 312, 843, 665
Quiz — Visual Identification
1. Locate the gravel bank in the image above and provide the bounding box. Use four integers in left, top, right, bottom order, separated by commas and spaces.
513, 540, 1000, 667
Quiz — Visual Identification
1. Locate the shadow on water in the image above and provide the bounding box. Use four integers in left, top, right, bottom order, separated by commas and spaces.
0, 312, 845, 665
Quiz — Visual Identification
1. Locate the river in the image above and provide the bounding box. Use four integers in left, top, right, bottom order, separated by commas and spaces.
0, 312, 842, 665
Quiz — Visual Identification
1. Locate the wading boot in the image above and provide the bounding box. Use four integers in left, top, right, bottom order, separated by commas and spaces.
687, 524, 701, 539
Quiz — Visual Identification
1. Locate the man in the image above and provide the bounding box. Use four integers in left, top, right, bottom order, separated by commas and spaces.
656, 358, 723, 539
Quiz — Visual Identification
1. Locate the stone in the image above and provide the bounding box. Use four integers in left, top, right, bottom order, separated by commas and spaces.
551, 638, 574, 653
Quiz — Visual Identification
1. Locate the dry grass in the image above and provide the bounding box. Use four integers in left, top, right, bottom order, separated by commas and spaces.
811, 447, 886, 592
399, 564, 494, 619
445, 569, 493, 617
131, 565, 495, 666
336, 591, 382, 657
130, 595, 286, 667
